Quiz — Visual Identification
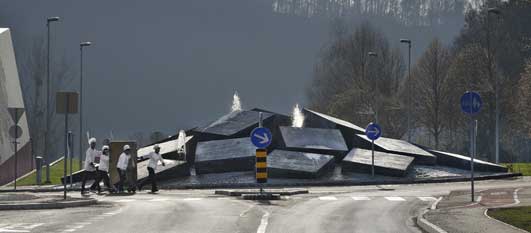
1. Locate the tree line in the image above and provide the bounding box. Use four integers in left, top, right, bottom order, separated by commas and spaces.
308, 0, 531, 162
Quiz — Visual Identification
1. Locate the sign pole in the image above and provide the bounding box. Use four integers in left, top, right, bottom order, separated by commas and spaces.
471, 119, 477, 202
13, 110, 18, 191
64, 97, 69, 200
371, 139, 375, 177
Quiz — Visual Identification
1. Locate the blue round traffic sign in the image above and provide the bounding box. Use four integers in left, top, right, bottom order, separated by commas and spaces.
250, 127, 272, 148
365, 123, 381, 140
460, 91, 482, 115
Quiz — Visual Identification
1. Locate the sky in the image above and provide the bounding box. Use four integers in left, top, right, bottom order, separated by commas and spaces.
0, 0, 464, 142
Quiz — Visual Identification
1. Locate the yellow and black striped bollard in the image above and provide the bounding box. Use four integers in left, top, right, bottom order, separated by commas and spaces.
256, 149, 267, 183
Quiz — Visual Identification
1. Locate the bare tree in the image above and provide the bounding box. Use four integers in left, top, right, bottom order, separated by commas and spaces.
408, 39, 451, 149
19, 35, 75, 159
307, 21, 405, 138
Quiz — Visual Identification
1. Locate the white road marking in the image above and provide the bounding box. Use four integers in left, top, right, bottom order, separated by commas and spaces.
114, 199, 134, 203
351, 196, 371, 201
0, 223, 44, 232
62, 229, 76, 232
318, 196, 338, 201
385, 197, 406, 201
72, 225, 85, 229
216, 197, 230, 200
431, 197, 443, 210
476, 196, 482, 203
149, 198, 169, 202
183, 198, 203, 201
418, 197, 437, 201
77, 222, 92, 225
256, 210, 270, 233
490, 191, 507, 195
513, 188, 521, 205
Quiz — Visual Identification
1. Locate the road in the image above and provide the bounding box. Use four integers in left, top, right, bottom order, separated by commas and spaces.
0, 177, 529, 233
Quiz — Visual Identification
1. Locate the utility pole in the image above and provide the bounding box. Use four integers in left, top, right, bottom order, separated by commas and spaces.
45, 16, 60, 183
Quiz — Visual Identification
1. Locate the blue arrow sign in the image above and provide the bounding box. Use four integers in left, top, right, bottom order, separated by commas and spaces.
250, 127, 272, 148
460, 91, 482, 115
365, 123, 381, 140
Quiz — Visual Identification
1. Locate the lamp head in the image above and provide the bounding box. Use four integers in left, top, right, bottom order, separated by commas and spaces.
80, 42, 92, 47
400, 39, 411, 44
47, 17, 60, 22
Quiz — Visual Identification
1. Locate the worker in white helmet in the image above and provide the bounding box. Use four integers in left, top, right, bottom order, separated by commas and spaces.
138, 144, 166, 193
116, 144, 135, 193
81, 137, 99, 194
93, 145, 115, 194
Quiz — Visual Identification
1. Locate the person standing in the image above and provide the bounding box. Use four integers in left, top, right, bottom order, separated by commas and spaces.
81, 138, 99, 194
94, 145, 114, 194
116, 145, 135, 193
138, 145, 165, 193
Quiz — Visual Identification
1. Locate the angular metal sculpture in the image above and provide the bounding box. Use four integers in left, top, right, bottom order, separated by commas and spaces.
194, 110, 274, 137
354, 134, 436, 165
195, 137, 255, 174
0, 28, 32, 185
279, 126, 348, 159
268, 150, 335, 179
426, 148, 508, 173
342, 148, 414, 177
303, 108, 365, 149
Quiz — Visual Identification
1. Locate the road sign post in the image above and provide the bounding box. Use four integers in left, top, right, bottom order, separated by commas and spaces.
460, 91, 482, 202
8, 107, 24, 191
365, 122, 382, 177
57, 92, 79, 200
251, 113, 272, 193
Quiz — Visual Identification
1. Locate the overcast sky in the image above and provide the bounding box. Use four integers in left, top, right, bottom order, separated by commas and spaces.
0, 0, 463, 141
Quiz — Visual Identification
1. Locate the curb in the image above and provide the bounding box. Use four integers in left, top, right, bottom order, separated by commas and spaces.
0, 198, 97, 210
0, 172, 521, 192
417, 209, 448, 233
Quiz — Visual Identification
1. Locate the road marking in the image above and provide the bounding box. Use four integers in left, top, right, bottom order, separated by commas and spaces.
490, 191, 507, 195
431, 197, 443, 210
385, 197, 406, 201
114, 199, 134, 203
72, 225, 84, 229
476, 196, 482, 203
62, 229, 76, 232
149, 198, 169, 202
216, 197, 230, 200
418, 197, 437, 201
0, 223, 44, 233
318, 196, 338, 201
256, 210, 270, 233
183, 198, 203, 201
513, 188, 521, 205
351, 196, 371, 201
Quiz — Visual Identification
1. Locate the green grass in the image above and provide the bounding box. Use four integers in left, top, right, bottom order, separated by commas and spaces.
13, 159, 82, 186
488, 206, 531, 232
503, 163, 531, 176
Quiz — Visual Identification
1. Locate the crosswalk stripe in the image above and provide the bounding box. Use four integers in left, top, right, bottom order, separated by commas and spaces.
318, 196, 338, 201
418, 197, 437, 201
351, 196, 371, 201
114, 199, 134, 203
385, 197, 406, 201
149, 198, 169, 202
183, 198, 203, 201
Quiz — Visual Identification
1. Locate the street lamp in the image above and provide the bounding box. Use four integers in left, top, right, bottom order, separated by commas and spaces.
400, 39, 412, 142
368, 52, 378, 123
487, 7, 501, 163
79, 41, 92, 169
44, 16, 60, 184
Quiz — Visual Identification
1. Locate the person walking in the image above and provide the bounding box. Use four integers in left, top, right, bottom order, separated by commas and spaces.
81, 138, 99, 194
138, 145, 165, 193
94, 145, 115, 194
116, 145, 135, 193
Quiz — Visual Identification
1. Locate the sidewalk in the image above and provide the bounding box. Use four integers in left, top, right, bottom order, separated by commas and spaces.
423, 187, 531, 233
0, 192, 97, 210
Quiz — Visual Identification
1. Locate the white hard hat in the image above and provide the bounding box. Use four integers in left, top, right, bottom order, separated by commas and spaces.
102, 145, 109, 151
123, 144, 130, 151
154, 144, 161, 150
88, 137, 96, 144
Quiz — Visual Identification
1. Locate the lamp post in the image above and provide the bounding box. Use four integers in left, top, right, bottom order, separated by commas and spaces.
79, 41, 92, 169
368, 51, 378, 123
45, 16, 60, 184
487, 7, 501, 164
400, 39, 412, 142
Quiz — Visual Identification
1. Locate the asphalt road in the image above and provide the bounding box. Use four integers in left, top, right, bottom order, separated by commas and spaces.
0, 177, 529, 233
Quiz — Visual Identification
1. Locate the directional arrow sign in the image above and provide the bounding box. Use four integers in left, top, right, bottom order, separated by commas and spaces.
250, 127, 272, 148
8, 107, 24, 124
365, 122, 382, 140
460, 91, 482, 115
